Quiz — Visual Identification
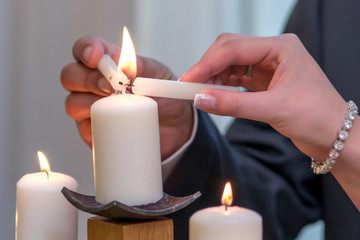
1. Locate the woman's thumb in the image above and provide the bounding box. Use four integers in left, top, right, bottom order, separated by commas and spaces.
194, 89, 273, 122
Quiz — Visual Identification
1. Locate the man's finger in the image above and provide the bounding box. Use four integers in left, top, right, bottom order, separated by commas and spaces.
61, 62, 112, 95
65, 92, 102, 120
72, 35, 121, 68
76, 119, 92, 148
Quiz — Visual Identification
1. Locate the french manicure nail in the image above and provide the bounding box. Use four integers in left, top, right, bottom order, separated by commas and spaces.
177, 73, 187, 82
194, 93, 216, 110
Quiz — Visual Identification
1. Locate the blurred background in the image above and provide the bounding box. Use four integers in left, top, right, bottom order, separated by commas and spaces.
0, 0, 323, 239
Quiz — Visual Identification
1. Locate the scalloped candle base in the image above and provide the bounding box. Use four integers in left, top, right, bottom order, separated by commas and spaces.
61, 187, 201, 220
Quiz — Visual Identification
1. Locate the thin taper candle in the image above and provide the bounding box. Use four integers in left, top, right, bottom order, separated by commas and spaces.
97, 54, 240, 100
97, 55, 128, 91
131, 78, 240, 100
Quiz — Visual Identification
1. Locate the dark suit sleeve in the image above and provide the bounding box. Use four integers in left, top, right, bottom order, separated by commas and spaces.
164, 111, 321, 240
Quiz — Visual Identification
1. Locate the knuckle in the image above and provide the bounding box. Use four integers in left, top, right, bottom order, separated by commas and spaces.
72, 35, 106, 60
221, 38, 237, 49
86, 70, 101, 91
280, 33, 301, 46
65, 94, 79, 119
282, 33, 300, 41
60, 62, 82, 90
277, 33, 302, 54
216, 33, 235, 43
60, 63, 72, 89
229, 94, 242, 116
216, 33, 252, 45
73, 35, 104, 49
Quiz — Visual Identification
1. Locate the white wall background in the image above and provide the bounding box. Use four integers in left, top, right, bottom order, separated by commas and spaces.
0, 0, 323, 239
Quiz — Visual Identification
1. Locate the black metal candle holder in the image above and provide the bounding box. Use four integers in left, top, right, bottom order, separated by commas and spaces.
62, 187, 201, 220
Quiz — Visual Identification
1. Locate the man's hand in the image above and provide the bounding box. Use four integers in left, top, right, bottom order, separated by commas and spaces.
61, 36, 193, 160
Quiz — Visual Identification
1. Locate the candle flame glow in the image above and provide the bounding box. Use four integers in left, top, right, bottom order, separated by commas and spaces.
15, 210, 18, 234
118, 26, 137, 84
221, 181, 233, 207
38, 151, 51, 172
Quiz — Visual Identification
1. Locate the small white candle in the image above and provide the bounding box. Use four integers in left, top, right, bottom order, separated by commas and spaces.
189, 182, 262, 240
91, 93, 163, 205
16, 151, 78, 240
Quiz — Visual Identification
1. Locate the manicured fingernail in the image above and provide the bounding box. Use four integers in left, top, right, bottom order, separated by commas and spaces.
83, 46, 93, 63
177, 73, 186, 82
98, 77, 112, 94
194, 93, 216, 110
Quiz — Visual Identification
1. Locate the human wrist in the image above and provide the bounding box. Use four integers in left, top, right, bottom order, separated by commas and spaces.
333, 116, 360, 172
311, 100, 358, 174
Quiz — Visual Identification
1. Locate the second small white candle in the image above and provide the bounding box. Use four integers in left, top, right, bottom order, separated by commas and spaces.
189, 182, 262, 240
189, 206, 262, 240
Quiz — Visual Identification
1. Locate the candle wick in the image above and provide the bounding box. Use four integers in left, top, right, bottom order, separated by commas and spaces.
42, 170, 49, 179
121, 85, 127, 95
225, 205, 228, 211
126, 84, 134, 94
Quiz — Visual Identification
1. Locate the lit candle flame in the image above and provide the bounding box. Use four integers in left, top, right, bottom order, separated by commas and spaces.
38, 151, 50, 179
118, 26, 137, 85
221, 181, 233, 210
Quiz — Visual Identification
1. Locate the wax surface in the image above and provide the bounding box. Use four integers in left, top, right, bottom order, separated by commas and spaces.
91, 94, 163, 206
16, 171, 78, 240
189, 206, 262, 240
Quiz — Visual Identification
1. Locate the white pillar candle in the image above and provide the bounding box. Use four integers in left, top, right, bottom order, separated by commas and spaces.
92, 28, 162, 206
91, 93, 163, 206
189, 182, 262, 240
16, 152, 78, 240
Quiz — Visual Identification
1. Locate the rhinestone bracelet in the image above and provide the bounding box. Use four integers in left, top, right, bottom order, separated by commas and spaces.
311, 100, 358, 174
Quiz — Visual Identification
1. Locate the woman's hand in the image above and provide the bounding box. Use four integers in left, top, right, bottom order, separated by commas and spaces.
182, 33, 346, 159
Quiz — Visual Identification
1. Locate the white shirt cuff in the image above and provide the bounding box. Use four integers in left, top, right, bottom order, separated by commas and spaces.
161, 107, 198, 181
